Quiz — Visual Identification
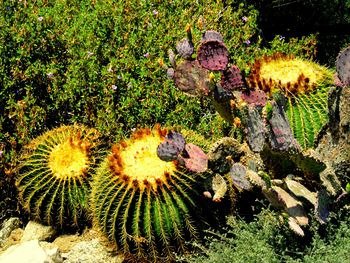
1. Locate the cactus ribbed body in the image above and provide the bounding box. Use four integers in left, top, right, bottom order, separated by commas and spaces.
16, 125, 101, 228
91, 126, 201, 262
286, 87, 329, 149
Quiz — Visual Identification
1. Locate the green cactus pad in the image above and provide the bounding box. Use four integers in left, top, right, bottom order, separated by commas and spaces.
16, 125, 101, 228
91, 125, 203, 262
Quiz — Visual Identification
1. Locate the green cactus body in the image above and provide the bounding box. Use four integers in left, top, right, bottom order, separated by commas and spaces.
286, 86, 329, 149
16, 125, 101, 228
247, 53, 333, 149
91, 126, 202, 262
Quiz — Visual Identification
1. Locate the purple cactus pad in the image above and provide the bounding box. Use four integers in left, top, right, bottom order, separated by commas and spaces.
221, 65, 244, 91
197, 40, 229, 71
166, 131, 185, 152
241, 89, 267, 107
157, 140, 182, 162
202, 30, 224, 42
179, 143, 208, 173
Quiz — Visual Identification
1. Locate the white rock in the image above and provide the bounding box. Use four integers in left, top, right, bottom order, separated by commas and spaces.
40, 241, 63, 263
21, 221, 56, 242
0, 239, 54, 263
63, 239, 121, 263
0, 218, 20, 243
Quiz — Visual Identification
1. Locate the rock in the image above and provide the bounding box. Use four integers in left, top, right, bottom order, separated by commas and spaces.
0, 217, 20, 244
0, 239, 55, 263
263, 186, 309, 226
21, 221, 57, 242
40, 242, 63, 263
62, 239, 122, 263
288, 217, 305, 236
52, 235, 81, 253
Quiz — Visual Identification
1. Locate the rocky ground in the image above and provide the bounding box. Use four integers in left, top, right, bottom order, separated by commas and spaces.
0, 218, 124, 263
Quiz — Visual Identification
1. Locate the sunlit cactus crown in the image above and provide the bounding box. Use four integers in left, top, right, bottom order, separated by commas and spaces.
247, 53, 333, 96
91, 125, 204, 262
16, 124, 101, 228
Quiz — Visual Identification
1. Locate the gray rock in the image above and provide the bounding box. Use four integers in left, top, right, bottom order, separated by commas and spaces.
21, 221, 57, 242
0, 217, 20, 244
0, 239, 54, 263
62, 239, 121, 263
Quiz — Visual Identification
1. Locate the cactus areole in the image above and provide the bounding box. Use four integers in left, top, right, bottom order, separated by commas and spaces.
91, 125, 203, 262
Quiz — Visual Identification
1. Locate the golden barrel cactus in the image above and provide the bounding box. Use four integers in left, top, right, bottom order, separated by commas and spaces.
246, 53, 334, 149
91, 125, 204, 262
16, 124, 101, 228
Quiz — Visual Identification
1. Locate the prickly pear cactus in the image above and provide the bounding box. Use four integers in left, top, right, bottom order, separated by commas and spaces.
201, 30, 224, 42
221, 65, 245, 91
228, 163, 252, 191
336, 45, 350, 86
179, 143, 208, 173
166, 131, 186, 150
176, 38, 194, 60
157, 131, 185, 162
16, 125, 101, 228
157, 140, 182, 161
241, 89, 267, 107
197, 39, 229, 71
91, 126, 205, 262
174, 60, 210, 97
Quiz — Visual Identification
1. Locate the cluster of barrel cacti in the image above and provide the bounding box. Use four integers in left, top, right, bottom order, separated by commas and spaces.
16, 124, 210, 262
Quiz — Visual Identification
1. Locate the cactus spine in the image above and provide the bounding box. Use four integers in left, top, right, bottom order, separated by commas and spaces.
91, 126, 202, 262
16, 125, 101, 228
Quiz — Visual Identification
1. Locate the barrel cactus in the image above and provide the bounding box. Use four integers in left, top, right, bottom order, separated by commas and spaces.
16, 124, 101, 228
91, 125, 205, 262
246, 53, 334, 149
